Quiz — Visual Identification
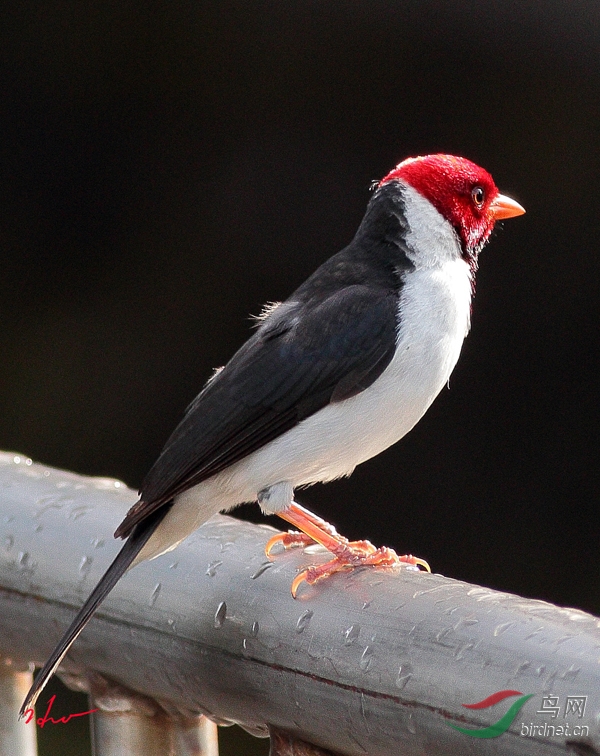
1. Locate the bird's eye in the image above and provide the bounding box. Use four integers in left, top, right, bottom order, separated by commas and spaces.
471, 186, 485, 208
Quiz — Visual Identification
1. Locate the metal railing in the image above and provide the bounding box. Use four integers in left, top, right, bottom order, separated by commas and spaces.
0, 452, 599, 755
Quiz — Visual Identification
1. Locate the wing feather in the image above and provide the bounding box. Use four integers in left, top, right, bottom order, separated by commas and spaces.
116, 284, 399, 538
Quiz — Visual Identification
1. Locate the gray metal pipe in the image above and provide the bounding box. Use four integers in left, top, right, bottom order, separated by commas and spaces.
1, 452, 599, 755
90, 707, 218, 756
0, 666, 38, 756
88, 673, 219, 756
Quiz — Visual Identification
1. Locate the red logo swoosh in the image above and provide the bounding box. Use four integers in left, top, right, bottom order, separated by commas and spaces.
462, 690, 523, 710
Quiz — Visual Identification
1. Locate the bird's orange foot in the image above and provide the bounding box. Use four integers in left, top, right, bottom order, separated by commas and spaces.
290, 541, 430, 598
265, 506, 345, 557
267, 501, 430, 597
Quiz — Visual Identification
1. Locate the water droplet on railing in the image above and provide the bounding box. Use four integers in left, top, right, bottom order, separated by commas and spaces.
79, 556, 93, 577
4, 535, 13, 551
395, 663, 413, 689
68, 506, 91, 520
455, 642, 474, 660
560, 665, 580, 681
435, 627, 452, 642
555, 634, 576, 646
17, 552, 31, 570
251, 562, 273, 579
359, 646, 373, 671
35, 495, 70, 517
296, 610, 313, 633
343, 624, 360, 645
494, 621, 516, 637
214, 602, 227, 628
250, 621, 259, 637
169, 561, 179, 569
149, 583, 162, 607
454, 616, 479, 630
206, 560, 223, 577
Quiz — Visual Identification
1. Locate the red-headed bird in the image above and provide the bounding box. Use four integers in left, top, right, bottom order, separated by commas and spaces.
22, 154, 524, 713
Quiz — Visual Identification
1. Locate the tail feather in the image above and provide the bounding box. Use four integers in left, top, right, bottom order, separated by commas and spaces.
20, 506, 170, 716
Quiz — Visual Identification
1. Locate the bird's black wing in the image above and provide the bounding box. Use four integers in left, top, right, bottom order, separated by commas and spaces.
116, 284, 399, 538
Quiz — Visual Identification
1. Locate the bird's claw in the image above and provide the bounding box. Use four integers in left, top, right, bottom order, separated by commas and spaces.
290, 543, 431, 598
267, 501, 430, 597
265, 530, 316, 557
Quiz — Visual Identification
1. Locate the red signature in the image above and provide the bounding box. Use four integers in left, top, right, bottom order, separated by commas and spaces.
22, 695, 98, 727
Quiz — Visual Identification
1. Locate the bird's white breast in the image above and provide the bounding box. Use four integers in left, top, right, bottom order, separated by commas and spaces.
231, 263, 470, 500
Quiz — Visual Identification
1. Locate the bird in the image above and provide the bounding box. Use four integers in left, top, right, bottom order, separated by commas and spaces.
21, 153, 524, 714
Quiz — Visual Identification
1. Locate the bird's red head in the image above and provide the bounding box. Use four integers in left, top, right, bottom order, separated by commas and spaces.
380, 154, 524, 258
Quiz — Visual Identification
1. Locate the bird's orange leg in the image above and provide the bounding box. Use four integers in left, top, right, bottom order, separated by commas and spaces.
265, 501, 430, 597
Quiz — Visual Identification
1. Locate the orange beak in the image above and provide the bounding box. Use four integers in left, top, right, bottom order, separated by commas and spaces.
490, 193, 526, 220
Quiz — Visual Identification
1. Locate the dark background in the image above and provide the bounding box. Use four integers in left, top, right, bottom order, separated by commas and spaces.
1, 2, 598, 754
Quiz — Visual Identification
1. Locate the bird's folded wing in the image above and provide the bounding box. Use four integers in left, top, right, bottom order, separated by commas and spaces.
116, 284, 399, 537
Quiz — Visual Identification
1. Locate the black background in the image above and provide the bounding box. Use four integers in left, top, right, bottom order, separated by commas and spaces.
1, 4, 598, 750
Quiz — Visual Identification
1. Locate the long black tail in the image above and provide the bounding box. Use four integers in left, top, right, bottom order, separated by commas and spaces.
20, 506, 170, 716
